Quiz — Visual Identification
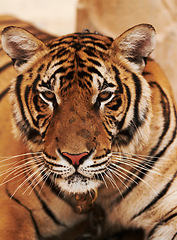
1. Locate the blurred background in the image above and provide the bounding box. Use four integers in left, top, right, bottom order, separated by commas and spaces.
0, 0, 177, 101
0, 0, 78, 35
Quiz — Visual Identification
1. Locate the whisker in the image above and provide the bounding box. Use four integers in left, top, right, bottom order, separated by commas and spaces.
0, 166, 32, 187
25, 167, 47, 195
0, 160, 44, 187
104, 171, 116, 188
112, 157, 161, 178
38, 170, 51, 195
0, 152, 42, 162
10, 165, 45, 198
111, 154, 162, 176
112, 151, 169, 162
108, 167, 129, 189
110, 162, 158, 195
100, 172, 108, 188
0, 158, 43, 180
109, 165, 139, 186
0, 157, 43, 176
105, 170, 123, 197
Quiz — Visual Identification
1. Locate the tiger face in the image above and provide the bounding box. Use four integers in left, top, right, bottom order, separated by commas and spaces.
1, 25, 155, 195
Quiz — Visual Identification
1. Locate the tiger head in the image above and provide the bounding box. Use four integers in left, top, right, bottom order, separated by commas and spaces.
1, 24, 155, 196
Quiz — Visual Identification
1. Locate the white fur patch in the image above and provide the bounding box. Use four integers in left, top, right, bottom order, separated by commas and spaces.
56, 175, 102, 194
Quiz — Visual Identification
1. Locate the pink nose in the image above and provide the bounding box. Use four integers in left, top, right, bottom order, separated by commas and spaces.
62, 152, 89, 166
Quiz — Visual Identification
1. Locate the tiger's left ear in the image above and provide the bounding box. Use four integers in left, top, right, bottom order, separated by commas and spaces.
1, 26, 46, 72
110, 24, 156, 73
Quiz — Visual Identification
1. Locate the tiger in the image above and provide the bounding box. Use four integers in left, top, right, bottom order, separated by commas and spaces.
0, 15, 177, 240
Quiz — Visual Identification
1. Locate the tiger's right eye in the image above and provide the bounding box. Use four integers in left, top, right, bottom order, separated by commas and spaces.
40, 91, 56, 104
42, 91, 55, 101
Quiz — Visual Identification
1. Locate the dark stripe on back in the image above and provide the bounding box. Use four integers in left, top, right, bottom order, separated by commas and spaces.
26, 177, 66, 227
0, 86, 10, 101
172, 232, 177, 240
131, 171, 177, 220
148, 213, 177, 238
6, 187, 41, 238
149, 82, 171, 156
111, 105, 177, 207
0, 62, 13, 72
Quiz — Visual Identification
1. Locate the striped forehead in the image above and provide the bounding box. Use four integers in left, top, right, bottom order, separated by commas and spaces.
48, 33, 113, 51
41, 33, 114, 91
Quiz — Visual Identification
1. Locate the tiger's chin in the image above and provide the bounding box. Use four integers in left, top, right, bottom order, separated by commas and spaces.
56, 174, 102, 194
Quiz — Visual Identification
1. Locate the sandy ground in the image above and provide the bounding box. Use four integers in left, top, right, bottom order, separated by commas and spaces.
0, 0, 78, 36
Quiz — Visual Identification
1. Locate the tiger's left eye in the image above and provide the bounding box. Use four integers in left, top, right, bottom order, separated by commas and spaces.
98, 91, 113, 102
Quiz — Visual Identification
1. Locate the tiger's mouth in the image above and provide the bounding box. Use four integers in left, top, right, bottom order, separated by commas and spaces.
54, 173, 102, 194
43, 152, 111, 194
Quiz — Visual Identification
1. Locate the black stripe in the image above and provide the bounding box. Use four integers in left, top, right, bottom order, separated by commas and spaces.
32, 74, 41, 93
25, 86, 38, 128
116, 84, 131, 130
112, 66, 123, 94
83, 49, 97, 57
143, 71, 151, 76
149, 82, 170, 156
102, 121, 113, 140
0, 62, 13, 72
87, 58, 102, 67
148, 213, 177, 238
49, 66, 69, 85
111, 105, 177, 207
78, 70, 93, 81
87, 66, 103, 78
27, 177, 66, 227
0, 86, 10, 101
53, 59, 68, 68
43, 151, 57, 160
81, 40, 108, 50
116, 74, 143, 145
65, 70, 75, 81
51, 49, 70, 60
106, 97, 122, 111
6, 187, 41, 238
132, 73, 142, 126
15, 74, 31, 132
172, 232, 177, 240
132, 171, 177, 220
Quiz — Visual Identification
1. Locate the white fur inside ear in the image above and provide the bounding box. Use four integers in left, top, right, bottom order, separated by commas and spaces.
110, 24, 156, 72
119, 27, 156, 58
10, 35, 38, 50
2, 34, 38, 60
1, 26, 45, 61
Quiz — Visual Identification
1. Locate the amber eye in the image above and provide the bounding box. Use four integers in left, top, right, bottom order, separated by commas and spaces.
98, 91, 113, 102
40, 91, 56, 102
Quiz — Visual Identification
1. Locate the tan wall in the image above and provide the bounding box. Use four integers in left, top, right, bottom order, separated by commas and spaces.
0, 0, 78, 35
76, 0, 177, 102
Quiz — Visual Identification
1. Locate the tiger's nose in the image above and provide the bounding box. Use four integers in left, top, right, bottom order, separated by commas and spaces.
62, 152, 89, 166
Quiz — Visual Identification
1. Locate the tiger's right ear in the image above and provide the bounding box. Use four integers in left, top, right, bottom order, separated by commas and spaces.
1, 26, 46, 72
109, 24, 156, 73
